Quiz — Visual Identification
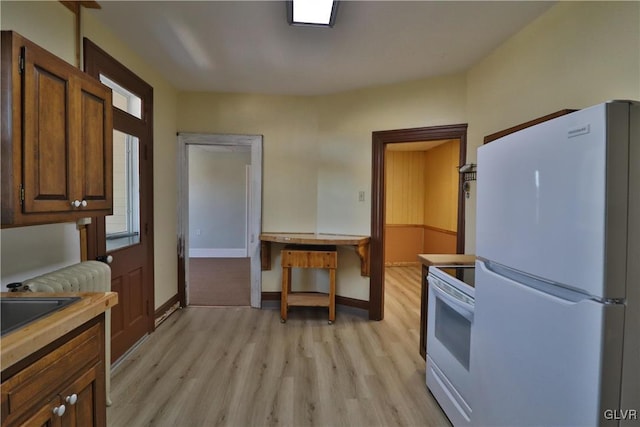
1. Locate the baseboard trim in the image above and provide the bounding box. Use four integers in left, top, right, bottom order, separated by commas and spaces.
155, 294, 180, 327
261, 291, 280, 301
261, 291, 369, 311
189, 248, 247, 258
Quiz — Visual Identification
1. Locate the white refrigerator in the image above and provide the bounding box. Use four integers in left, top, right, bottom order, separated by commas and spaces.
471, 100, 639, 426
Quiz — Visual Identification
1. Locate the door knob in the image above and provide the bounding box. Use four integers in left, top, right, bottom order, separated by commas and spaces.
97, 255, 113, 264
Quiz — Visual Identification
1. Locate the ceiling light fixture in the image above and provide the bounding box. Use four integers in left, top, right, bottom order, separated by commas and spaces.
287, 0, 339, 28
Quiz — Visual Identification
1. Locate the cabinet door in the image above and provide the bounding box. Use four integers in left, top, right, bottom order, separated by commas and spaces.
16, 397, 62, 427
77, 77, 112, 212
59, 364, 105, 427
21, 41, 77, 214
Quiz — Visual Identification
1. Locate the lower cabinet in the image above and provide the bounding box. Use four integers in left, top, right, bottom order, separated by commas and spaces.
1, 317, 106, 427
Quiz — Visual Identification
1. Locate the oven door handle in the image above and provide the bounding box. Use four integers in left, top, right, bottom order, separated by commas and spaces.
431, 281, 474, 322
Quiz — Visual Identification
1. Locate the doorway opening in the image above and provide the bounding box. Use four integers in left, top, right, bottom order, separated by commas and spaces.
384, 139, 461, 266
177, 133, 263, 308
370, 124, 468, 320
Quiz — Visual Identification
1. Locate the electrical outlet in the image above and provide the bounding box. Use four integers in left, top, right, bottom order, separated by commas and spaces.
358, 191, 365, 202
196, 229, 201, 236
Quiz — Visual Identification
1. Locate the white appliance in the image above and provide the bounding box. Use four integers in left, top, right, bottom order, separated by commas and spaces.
472, 100, 640, 426
426, 266, 475, 427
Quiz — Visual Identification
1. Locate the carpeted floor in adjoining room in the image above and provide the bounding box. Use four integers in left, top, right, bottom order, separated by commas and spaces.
188, 257, 250, 306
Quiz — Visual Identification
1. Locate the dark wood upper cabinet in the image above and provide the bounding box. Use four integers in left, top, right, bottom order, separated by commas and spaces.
483, 109, 577, 144
1, 31, 112, 227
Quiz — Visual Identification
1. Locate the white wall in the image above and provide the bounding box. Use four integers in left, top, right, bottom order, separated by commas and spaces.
188, 146, 250, 253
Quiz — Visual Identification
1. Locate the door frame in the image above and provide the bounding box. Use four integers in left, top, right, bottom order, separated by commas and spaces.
370, 124, 467, 320
177, 133, 263, 308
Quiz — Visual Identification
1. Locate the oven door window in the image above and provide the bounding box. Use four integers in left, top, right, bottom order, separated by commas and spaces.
435, 296, 471, 370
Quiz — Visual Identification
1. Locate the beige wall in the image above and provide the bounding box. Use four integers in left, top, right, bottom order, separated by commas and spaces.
1, 2, 80, 286
0, 2, 179, 309
464, 1, 640, 252
178, 74, 467, 299
315, 74, 466, 300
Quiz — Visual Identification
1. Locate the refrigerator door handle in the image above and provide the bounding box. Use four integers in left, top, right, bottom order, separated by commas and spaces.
430, 281, 474, 321
482, 260, 598, 304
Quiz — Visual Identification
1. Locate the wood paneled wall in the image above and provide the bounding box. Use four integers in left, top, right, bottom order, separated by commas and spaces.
385, 140, 459, 265
385, 151, 426, 224
422, 225, 457, 254
423, 140, 459, 231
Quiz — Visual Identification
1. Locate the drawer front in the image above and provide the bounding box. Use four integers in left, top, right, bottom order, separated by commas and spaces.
1, 322, 101, 422
281, 250, 337, 269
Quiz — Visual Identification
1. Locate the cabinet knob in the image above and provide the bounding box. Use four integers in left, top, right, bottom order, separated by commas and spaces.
71, 200, 81, 208
53, 404, 66, 416
81, 200, 87, 207
65, 394, 78, 405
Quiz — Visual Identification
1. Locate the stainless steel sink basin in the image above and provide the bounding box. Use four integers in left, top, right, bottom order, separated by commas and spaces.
1, 297, 80, 336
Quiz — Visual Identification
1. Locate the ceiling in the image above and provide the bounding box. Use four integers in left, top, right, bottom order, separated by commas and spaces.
88, 1, 554, 96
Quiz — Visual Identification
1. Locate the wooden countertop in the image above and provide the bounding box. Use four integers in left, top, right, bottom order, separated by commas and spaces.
260, 232, 369, 245
418, 254, 476, 266
1, 292, 118, 371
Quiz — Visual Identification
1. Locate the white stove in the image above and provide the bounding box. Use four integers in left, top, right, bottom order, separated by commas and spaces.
426, 265, 475, 427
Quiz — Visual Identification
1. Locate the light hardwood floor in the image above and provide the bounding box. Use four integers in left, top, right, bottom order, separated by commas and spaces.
108, 265, 450, 426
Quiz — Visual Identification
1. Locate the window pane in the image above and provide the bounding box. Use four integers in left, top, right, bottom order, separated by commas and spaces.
99, 74, 142, 119
106, 130, 140, 251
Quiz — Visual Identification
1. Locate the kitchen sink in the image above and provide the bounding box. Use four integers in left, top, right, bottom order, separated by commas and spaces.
1, 297, 80, 336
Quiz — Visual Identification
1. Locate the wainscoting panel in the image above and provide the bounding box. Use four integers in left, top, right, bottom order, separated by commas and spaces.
422, 225, 457, 254
385, 225, 424, 265
385, 225, 457, 265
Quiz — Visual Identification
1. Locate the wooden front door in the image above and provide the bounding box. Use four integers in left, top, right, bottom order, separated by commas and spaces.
84, 39, 155, 362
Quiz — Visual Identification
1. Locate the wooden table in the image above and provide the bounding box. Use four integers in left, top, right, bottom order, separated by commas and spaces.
418, 254, 476, 360
259, 233, 371, 277
280, 245, 338, 323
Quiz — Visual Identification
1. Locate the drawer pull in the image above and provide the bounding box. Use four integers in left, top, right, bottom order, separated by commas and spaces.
53, 404, 66, 416
65, 394, 78, 405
